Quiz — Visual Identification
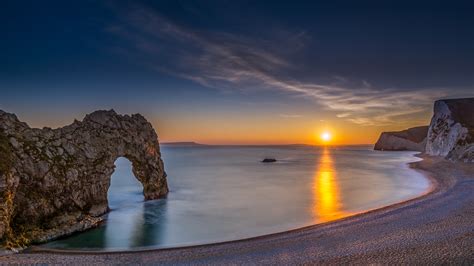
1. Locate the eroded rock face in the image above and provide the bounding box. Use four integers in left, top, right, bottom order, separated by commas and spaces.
0, 110, 168, 247
425, 98, 474, 162
374, 126, 428, 151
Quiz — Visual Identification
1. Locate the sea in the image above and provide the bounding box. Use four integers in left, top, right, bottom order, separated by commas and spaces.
43, 145, 430, 250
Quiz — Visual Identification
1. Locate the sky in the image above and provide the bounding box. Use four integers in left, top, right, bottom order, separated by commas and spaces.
1, 0, 473, 145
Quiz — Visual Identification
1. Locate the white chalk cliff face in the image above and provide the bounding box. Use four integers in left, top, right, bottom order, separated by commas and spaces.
426, 98, 474, 162
0, 110, 168, 247
374, 98, 473, 162
374, 126, 428, 152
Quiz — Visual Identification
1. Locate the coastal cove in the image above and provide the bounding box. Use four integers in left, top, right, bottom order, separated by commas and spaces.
3, 2, 474, 263
39, 145, 431, 251
7, 153, 473, 264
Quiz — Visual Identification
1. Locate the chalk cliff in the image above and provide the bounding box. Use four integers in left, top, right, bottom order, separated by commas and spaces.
425, 98, 474, 162
0, 110, 168, 247
374, 126, 428, 151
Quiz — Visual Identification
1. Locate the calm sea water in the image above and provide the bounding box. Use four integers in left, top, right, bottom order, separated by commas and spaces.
44, 145, 430, 250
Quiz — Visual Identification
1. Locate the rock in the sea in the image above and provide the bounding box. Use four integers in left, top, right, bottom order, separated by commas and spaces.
262, 158, 277, 163
374, 126, 428, 151
425, 98, 474, 162
0, 109, 168, 247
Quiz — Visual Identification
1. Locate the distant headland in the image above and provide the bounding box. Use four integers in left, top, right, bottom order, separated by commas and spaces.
375, 98, 474, 162
161, 142, 206, 146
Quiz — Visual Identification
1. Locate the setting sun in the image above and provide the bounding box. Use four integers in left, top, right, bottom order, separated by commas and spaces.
321, 132, 332, 142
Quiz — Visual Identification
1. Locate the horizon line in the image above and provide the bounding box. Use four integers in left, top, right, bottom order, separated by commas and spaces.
160, 141, 374, 147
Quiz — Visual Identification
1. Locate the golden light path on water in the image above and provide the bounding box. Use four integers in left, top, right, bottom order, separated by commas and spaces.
313, 147, 348, 222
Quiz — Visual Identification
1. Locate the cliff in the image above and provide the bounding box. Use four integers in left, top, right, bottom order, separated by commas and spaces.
0, 110, 168, 248
374, 98, 474, 162
374, 126, 429, 151
425, 98, 474, 162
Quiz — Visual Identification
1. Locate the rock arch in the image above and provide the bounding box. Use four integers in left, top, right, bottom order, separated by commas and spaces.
0, 110, 168, 247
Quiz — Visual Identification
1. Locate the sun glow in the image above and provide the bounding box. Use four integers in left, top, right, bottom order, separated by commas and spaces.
321, 131, 331, 142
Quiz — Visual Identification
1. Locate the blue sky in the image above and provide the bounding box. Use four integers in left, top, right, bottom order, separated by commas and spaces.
1, 0, 473, 144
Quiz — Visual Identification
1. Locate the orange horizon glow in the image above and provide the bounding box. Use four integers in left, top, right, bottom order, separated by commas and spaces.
158, 124, 380, 146
17, 110, 430, 146
155, 116, 407, 145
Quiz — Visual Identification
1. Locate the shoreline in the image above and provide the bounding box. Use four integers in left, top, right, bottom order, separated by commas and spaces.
24, 153, 437, 254
3, 155, 473, 264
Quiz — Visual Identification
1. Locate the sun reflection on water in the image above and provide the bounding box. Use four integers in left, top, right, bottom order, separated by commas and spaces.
313, 147, 347, 222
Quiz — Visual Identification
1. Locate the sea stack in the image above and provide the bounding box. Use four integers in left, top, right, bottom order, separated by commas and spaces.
0, 110, 168, 247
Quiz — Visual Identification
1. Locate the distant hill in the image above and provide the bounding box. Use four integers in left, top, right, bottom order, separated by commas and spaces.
161, 141, 206, 146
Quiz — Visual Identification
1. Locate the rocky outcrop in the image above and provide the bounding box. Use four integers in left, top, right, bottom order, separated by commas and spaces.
374, 126, 429, 151
0, 110, 168, 248
425, 98, 474, 162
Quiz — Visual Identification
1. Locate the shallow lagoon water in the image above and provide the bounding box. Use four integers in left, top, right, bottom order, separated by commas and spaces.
44, 145, 430, 250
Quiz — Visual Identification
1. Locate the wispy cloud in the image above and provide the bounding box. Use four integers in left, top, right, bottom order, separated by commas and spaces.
107, 5, 465, 126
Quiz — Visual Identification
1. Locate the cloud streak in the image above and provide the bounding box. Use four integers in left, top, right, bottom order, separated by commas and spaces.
108, 5, 464, 126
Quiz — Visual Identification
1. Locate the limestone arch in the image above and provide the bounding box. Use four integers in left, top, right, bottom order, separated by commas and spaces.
0, 109, 168, 246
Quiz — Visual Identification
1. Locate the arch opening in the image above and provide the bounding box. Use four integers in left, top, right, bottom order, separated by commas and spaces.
108, 157, 144, 210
